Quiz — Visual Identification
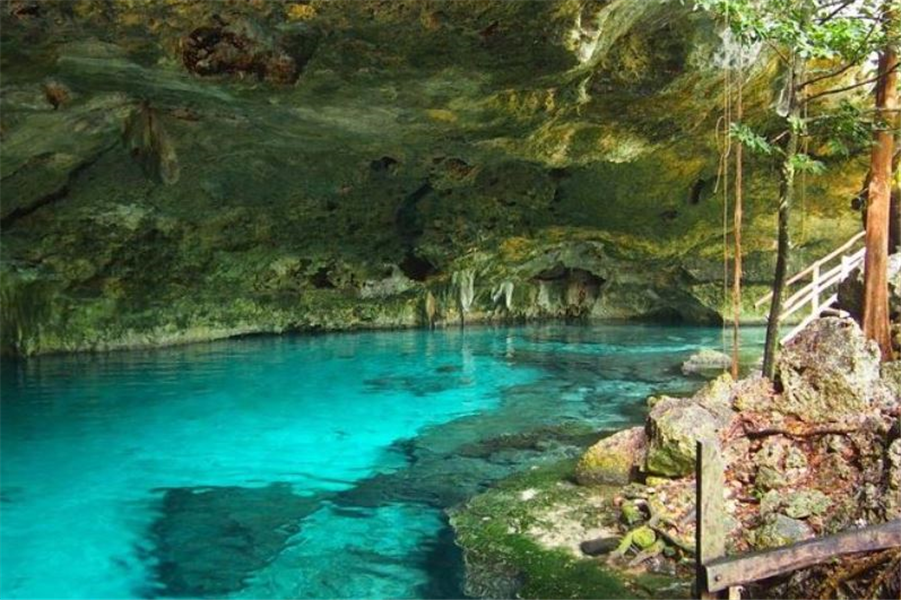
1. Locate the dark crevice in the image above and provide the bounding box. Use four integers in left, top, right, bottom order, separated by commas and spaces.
0, 143, 117, 230
399, 251, 436, 282
395, 181, 433, 246
689, 178, 706, 205
310, 266, 335, 289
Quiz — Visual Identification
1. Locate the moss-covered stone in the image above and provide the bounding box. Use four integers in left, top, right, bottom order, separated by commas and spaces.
575, 427, 647, 486
645, 398, 718, 477
449, 460, 686, 599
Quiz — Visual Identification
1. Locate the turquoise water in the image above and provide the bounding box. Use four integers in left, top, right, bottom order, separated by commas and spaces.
0, 324, 763, 599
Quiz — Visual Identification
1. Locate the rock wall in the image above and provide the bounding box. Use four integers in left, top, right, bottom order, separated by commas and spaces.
0, 0, 866, 355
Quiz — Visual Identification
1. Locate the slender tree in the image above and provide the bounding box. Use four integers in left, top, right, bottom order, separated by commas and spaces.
696, 0, 893, 378
862, 3, 898, 361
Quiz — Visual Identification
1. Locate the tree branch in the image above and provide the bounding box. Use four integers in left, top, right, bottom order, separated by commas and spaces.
805, 62, 901, 103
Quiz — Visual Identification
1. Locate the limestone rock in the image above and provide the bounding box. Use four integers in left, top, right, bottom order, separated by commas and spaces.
881, 361, 901, 393
681, 348, 731, 376
754, 513, 813, 549
777, 318, 880, 423
575, 427, 646, 486
693, 373, 737, 429
645, 398, 718, 477
732, 375, 777, 413
760, 489, 831, 519
886, 438, 901, 520
753, 437, 808, 491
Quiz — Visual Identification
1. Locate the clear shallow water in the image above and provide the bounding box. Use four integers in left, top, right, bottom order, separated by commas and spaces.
0, 323, 764, 599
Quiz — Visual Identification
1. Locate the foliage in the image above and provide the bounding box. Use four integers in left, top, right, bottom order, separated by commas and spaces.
693, 0, 894, 158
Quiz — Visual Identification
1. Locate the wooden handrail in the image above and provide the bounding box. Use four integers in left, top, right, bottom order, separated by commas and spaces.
704, 519, 901, 593
754, 230, 866, 308
695, 442, 901, 598
779, 249, 864, 321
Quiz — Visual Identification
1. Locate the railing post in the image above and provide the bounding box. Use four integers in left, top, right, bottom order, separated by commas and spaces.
811, 262, 820, 313
696, 441, 726, 599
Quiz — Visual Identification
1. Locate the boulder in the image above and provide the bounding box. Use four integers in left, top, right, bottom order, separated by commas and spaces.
777, 318, 880, 423
692, 374, 737, 428
754, 513, 813, 549
575, 427, 646, 486
645, 398, 718, 477
681, 348, 731, 376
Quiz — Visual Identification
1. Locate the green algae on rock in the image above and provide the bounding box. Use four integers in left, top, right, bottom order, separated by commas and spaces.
448, 460, 688, 599
575, 426, 646, 486
0, 0, 867, 356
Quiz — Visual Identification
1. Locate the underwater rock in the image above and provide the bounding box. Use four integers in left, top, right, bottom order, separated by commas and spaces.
148, 483, 320, 597
42, 79, 70, 109
680, 348, 730, 377
777, 318, 880, 423
575, 427, 646, 486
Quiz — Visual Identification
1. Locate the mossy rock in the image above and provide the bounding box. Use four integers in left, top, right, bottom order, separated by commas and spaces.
449, 460, 685, 599
645, 398, 718, 477
575, 427, 647, 486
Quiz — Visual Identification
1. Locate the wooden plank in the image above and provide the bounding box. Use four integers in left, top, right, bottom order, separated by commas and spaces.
704, 519, 901, 593
696, 441, 726, 599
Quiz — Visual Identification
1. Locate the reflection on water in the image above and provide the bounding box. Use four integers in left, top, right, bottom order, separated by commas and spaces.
0, 323, 764, 599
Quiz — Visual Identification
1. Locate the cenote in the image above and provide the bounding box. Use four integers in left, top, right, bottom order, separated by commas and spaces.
1, 324, 763, 599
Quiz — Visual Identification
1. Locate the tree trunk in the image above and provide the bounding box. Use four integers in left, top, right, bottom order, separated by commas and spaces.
762, 61, 801, 379
732, 68, 744, 380
862, 6, 899, 361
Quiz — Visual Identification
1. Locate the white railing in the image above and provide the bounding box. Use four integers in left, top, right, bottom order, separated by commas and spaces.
754, 231, 866, 344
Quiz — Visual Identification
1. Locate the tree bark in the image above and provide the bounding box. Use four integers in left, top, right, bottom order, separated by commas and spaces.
862, 4, 899, 361
762, 61, 801, 379
732, 68, 744, 380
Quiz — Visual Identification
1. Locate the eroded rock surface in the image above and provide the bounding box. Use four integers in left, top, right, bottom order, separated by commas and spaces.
0, 0, 865, 355
777, 317, 881, 423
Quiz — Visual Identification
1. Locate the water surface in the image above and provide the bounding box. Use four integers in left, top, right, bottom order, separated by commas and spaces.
0, 323, 763, 599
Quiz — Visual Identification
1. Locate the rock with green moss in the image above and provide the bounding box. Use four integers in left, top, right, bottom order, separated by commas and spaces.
449, 460, 687, 599
753, 514, 813, 550
631, 526, 657, 550
576, 427, 647, 486
760, 489, 831, 519
645, 398, 718, 477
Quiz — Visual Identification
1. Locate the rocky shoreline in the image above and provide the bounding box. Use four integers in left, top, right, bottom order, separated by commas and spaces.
449, 318, 901, 599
